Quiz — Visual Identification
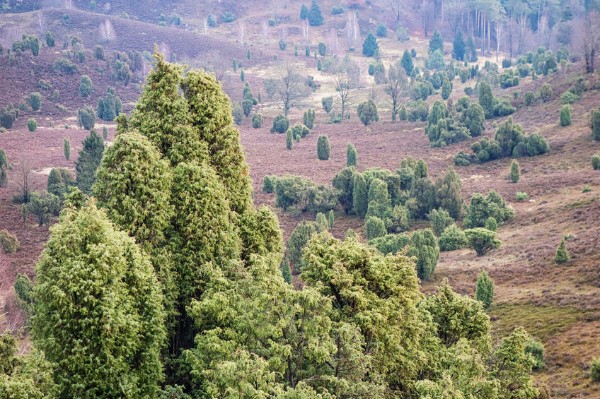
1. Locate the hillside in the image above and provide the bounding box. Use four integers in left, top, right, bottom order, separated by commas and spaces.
0, 0, 599, 397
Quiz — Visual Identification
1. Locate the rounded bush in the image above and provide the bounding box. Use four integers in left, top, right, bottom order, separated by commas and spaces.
560, 104, 572, 127
365, 216, 386, 240
27, 118, 37, 132
592, 155, 600, 170
317, 135, 330, 160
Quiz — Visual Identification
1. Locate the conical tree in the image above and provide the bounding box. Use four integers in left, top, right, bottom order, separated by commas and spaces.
75, 129, 104, 195
555, 239, 570, 264
475, 270, 495, 309
347, 143, 358, 167
353, 173, 368, 218
401, 50, 414, 75
31, 199, 166, 398
510, 160, 520, 183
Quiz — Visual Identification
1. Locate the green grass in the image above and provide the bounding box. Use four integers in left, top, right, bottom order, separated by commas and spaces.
490, 303, 583, 341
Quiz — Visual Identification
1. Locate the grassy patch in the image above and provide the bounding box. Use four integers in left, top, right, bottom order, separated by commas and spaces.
490, 303, 582, 341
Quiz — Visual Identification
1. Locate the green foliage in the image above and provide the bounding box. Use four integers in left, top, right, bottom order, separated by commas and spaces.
12, 34, 40, 55
591, 358, 600, 382
452, 30, 465, 61
94, 44, 105, 60
495, 117, 527, 156
409, 228, 439, 280
97, 88, 122, 121
353, 173, 368, 218
27, 118, 37, 132
300, 4, 309, 19
328, 209, 334, 228
280, 259, 292, 283
52, 57, 77, 74
591, 107, 600, 141
592, 155, 600, 170
28, 92, 41, 111
428, 208, 454, 236
303, 108, 316, 129
357, 100, 379, 126
77, 105, 96, 130
252, 113, 262, 128
47, 168, 74, 201
401, 50, 414, 75
332, 167, 355, 214
286, 129, 293, 150
318, 42, 326, 56
425, 49, 446, 70
271, 114, 290, 133
465, 228, 501, 256
31, 200, 166, 398
287, 221, 318, 272
560, 104, 572, 126
232, 103, 243, 125
485, 217, 498, 231
479, 82, 494, 119
510, 160, 520, 183
308, 0, 324, 26
525, 338, 545, 371
0, 229, 19, 253
317, 135, 330, 160
362, 33, 378, 57
45, 31, 55, 47
316, 212, 329, 231
441, 77, 452, 100
321, 96, 333, 113
346, 143, 357, 167
475, 270, 494, 309
465, 191, 514, 227
539, 83, 553, 102
26, 191, 60, 226
365, 216, 386, 240
94, 132, 173, 249
492, 327, 539, 399
554, 239, 570, 264
421, 280, 491, 349
0, 335, 57, 398
376, 23, 387, 37
560, 90, 579, 104
429, 30, 444, 54
516, 192, 528, 201
0, 103, 18, 129
63, 138, 70, 160
79, 75, 93, 97
75, 129, 104, 195
435, 167, 464, 219
439, 224, 468, 251
262, 175, 277, 193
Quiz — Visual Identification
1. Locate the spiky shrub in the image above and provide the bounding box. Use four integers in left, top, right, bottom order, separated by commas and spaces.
464, 191, 514, 228
510, 160, 520, 183
362, 33, 378, 57
280, 259, 292, 283
232, 103, 243, 125
478, 82, 494, 119
441, 78, 452, 100
560, 104, 571, 126
102, 127, 108, 140
591, 107, 600, 141
475, 270, 494, 309
592, 155, 600, 170
439, 224, 468, 251
47, 168, 75, 201
77, 106, 95, 130
365, 216, 386, 240
26, 191, 61, 226
79, 75, 93, 97
409, 228, 439, 280
31, 200, 166, 398
0, 229, 20, 253
346, 143, 357, 167
303, 108, 316, 129
357, 100, 379, 126
328, 209, 334, 228
484, 217, 497, 232
317, 135, 330, 160
63, 138, 70, 160
271, 114, 289, 133
316, 212, 329, 230
554, 239, 569, 264
252, 113, 263, 128
27, 118, 37, 132
332, 167, 355, 215
97, 88, 122, 121
322, 96, 333, 113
